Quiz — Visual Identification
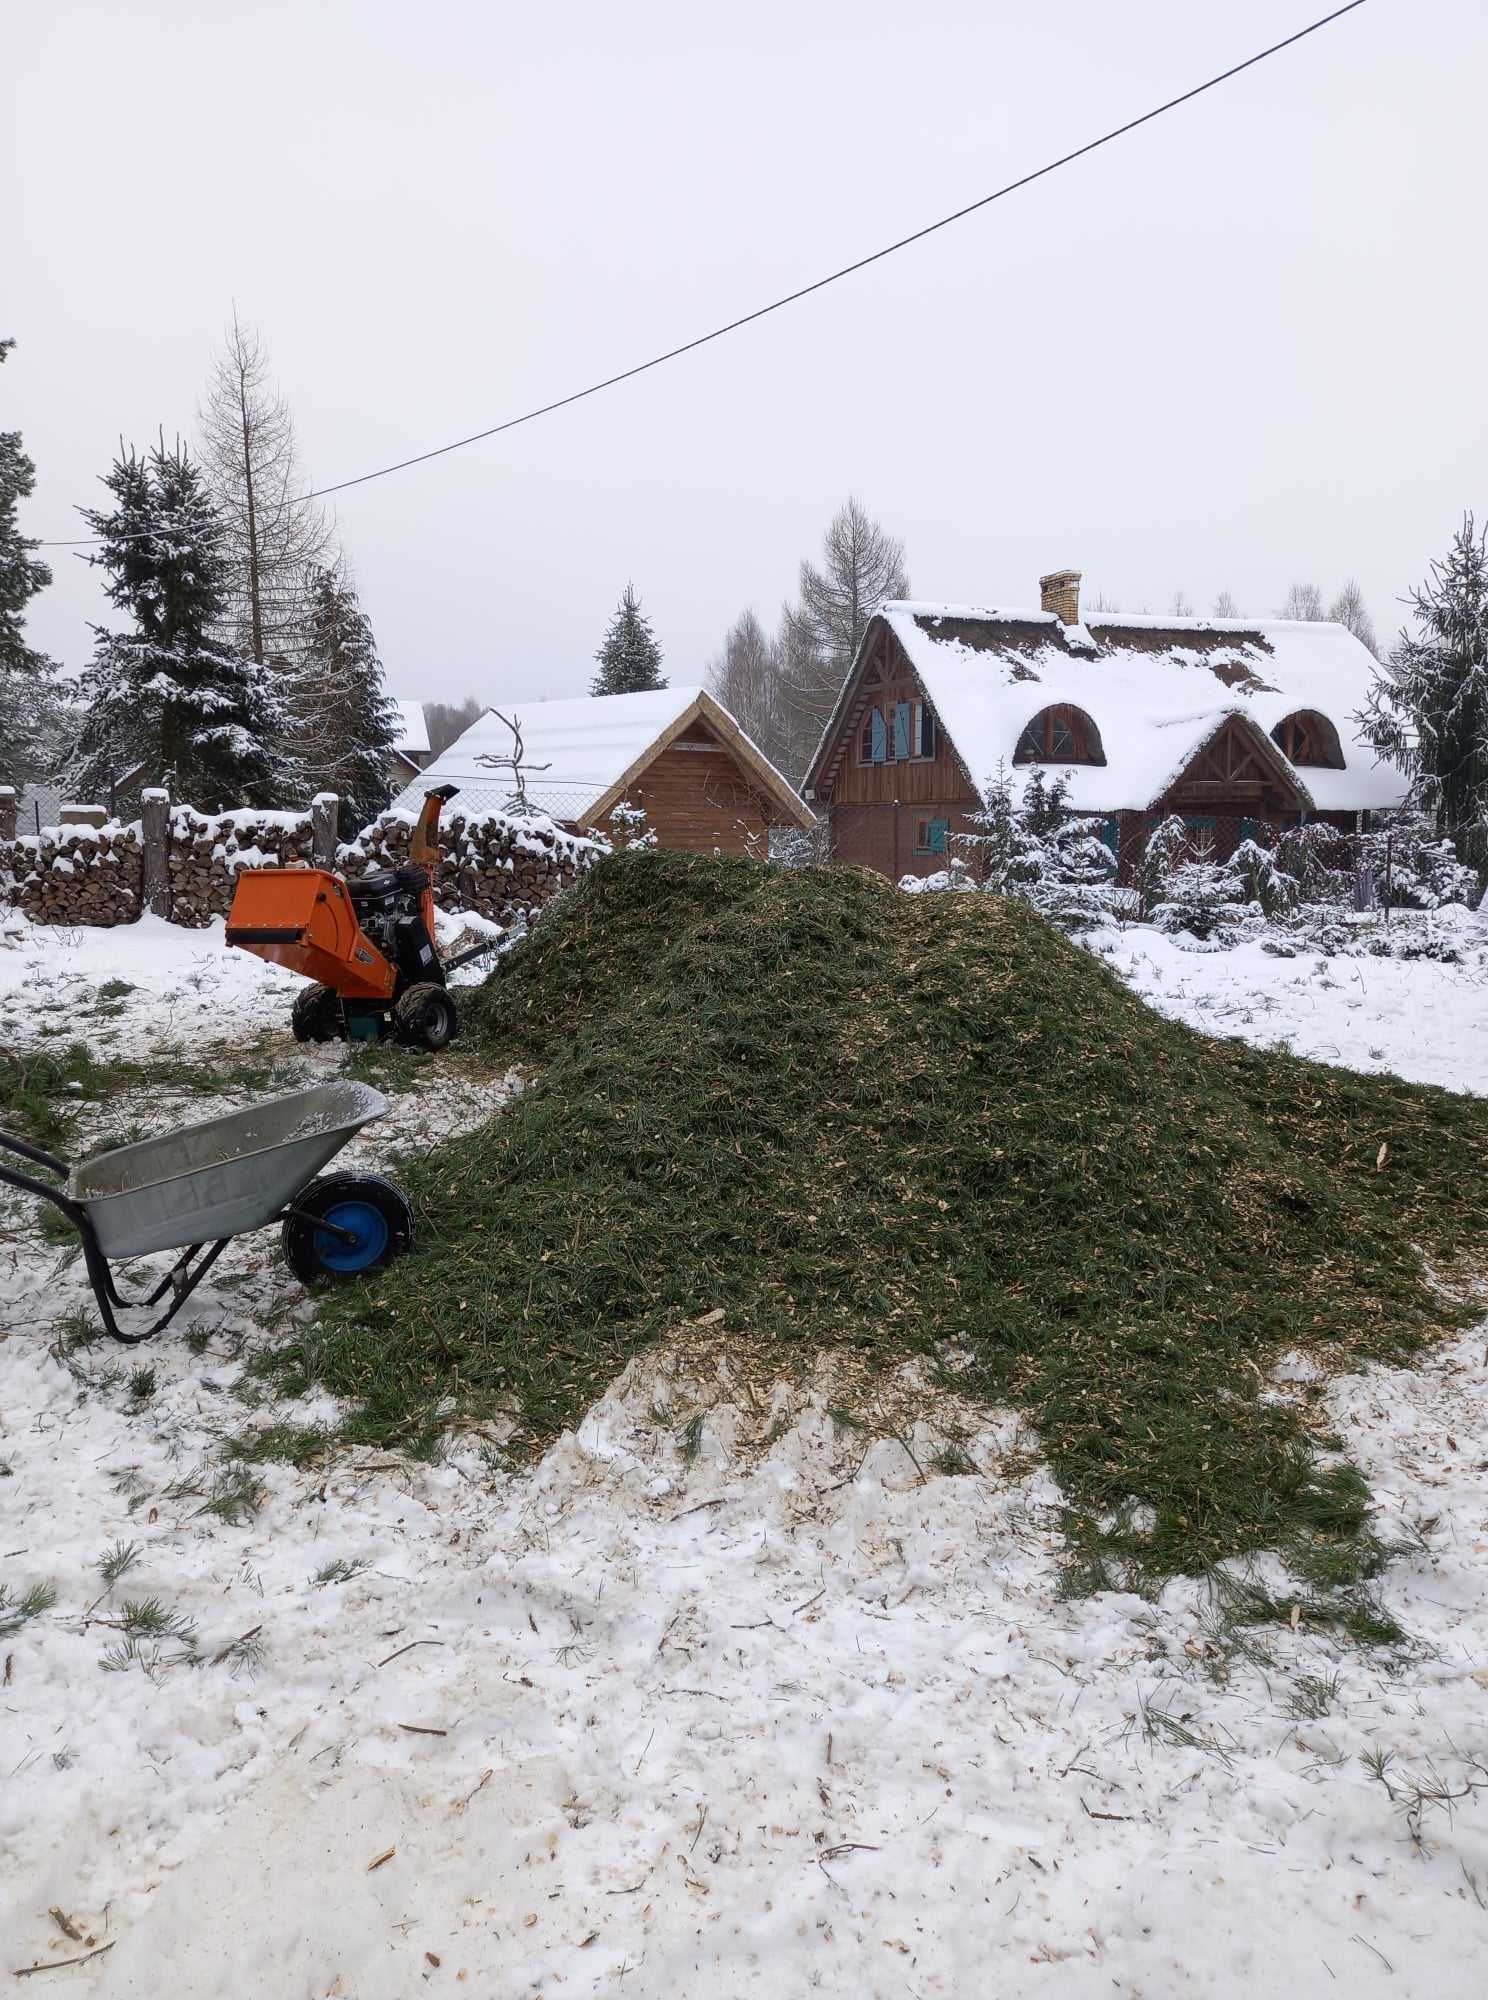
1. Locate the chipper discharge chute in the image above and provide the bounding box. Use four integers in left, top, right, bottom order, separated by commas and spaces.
226, 785, 486, 1050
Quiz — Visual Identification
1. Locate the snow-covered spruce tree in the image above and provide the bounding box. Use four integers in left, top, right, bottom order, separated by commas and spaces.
291, 563, 400, 832
949, 765, 1044, 893
592, 584, 666, 695
68, 438, 284, 810
0, 339, 66, 789
1358, 808, 1478, 911
1152, 827, 1245, 942
1138, 814, 1189, 920
1358, 515, 1488, 874
1017, 770, 1117, 932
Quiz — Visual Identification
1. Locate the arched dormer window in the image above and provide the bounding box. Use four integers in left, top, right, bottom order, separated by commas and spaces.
1014, 704, 1106, 766
1271, 710, 1344, 769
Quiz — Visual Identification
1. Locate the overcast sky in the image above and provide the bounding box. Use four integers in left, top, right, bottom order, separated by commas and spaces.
7, 0, 1486, 710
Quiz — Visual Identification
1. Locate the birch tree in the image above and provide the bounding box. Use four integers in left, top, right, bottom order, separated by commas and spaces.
1329, 578, 1378, 656
708, 608, 787, 770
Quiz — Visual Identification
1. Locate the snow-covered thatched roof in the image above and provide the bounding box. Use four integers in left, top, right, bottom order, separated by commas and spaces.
391, 686, 812, 829
808, 602, 1409, 814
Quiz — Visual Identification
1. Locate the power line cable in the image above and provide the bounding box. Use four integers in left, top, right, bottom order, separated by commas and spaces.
36, 0, 1367, 547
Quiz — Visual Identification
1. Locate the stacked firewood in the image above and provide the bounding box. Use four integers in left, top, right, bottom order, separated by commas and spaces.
5, 823, 143, 927
167, 809, 315, 928
1, 803, 602, 933
341, 808, 602, 927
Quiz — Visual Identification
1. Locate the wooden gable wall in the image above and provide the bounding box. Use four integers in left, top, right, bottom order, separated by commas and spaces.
813, 620, 981, 878
584, 716, 780, 856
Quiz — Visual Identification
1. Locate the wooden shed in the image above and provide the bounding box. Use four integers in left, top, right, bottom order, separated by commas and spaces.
393, 686, 812, 855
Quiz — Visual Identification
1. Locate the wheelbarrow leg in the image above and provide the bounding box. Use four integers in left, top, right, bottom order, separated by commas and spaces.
80, 1234, 235, 1346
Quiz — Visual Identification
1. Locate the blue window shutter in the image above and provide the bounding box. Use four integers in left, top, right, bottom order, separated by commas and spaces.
893, 702, 911, 760
1240, 816, 1259, 846
1102, 817, 1120, 860
930, 817, 949, 854
871, 709, 887, 763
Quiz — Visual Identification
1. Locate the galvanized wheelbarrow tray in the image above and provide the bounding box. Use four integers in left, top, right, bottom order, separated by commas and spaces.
0, 1080, 414, 1345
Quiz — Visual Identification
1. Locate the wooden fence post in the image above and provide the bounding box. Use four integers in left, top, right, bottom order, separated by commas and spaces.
312, 793, 340, 870
0, 786, 15, 843
141, 788, 171, 919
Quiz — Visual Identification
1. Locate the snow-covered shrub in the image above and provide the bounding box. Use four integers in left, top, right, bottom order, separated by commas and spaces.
1232, 838, 1299, 920
1360, 809, 1480, 911
771, 821, 833, 868
899, 859, 975, 895
1275, 822, 1350, 906
608, 799, 658, 852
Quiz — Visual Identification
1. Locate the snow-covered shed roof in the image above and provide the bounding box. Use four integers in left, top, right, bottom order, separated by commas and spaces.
391, 686, 812, 829
391, 700, 430, 756
808, 601, 1409, 815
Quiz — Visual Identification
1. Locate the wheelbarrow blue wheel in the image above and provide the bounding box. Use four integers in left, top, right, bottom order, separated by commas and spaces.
282, 1172, 415, 1285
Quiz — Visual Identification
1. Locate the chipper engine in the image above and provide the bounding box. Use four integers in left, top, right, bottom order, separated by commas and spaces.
226, 785, 480, 1050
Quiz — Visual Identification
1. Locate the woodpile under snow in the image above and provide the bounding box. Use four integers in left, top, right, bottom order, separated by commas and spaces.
3, 821, 144, 928
341, 808, 601, 925
167, 809, 316, 929
0, 799, 603, 933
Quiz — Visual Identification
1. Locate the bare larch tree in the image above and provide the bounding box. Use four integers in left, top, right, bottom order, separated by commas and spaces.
198, 313, 336, 669
777, 496, 909, 779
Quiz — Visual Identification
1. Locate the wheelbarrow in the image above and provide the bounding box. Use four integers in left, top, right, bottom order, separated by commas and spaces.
0, 1080, 415, 1345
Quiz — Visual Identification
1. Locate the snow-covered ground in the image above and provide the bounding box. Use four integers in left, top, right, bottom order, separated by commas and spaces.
1090, 907, 1488, 1096
0, 911, 502, 1064
2, 910, 1487, 1995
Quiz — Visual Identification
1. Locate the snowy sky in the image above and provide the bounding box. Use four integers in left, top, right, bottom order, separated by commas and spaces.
7, 0, 1487, 710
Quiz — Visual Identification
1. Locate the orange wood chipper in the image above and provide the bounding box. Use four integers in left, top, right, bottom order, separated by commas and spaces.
225, 786, 486, 1049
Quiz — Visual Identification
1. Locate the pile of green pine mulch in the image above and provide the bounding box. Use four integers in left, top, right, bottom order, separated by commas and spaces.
258, 852, 1488, 1610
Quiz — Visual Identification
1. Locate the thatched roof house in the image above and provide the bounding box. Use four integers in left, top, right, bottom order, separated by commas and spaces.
804, 569, 1405, 879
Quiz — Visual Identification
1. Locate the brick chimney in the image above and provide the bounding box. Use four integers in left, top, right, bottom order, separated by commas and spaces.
1039, 569, 1081, 625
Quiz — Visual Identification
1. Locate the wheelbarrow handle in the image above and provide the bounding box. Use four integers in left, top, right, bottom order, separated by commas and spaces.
0, 1129, 70, 1179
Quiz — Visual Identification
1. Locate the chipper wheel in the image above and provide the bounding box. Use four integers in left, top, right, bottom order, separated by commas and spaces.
393, 981, 458, 1052
282, 1172, 415, 1284
291, 982, 341, 1044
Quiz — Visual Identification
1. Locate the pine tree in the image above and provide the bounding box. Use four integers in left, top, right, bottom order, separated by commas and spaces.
592, 584, 666, 695
1358, 515, 1488, 870
68, 438, 284, 810
290, 564, 400, 831
0, 339, 65, 789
